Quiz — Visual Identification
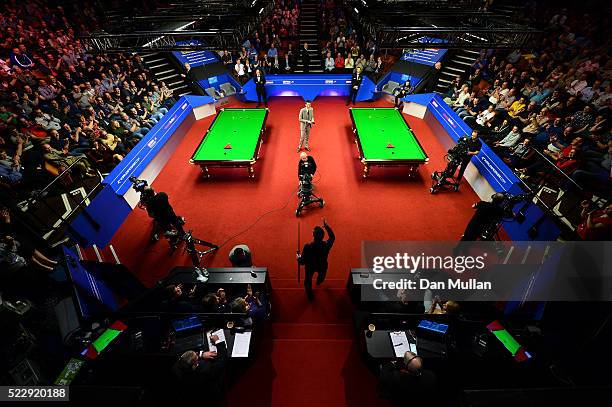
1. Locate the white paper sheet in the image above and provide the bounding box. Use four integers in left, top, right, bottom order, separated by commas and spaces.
231, 331, 252, 358
206, 329, 226, 352
389, 331, 412, 358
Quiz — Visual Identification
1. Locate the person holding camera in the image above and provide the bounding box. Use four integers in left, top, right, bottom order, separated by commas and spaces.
298, 152, 317, 178
460, 193, 508, 242
139, 185, 185, 243
456, 130, 482, 184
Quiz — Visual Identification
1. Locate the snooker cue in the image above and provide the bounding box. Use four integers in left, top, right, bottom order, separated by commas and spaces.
297, 221, 301, 285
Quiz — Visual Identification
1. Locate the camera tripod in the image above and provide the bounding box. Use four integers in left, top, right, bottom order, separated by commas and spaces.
430, 155, 463, 194
296, 178, 324, 217
172, 230, 219, 282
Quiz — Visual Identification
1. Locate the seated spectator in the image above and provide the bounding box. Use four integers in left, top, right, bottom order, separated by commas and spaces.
230, 297, 253, 326
576, 201, 612, 240
324, 52, 334, 72
502, 137, 535, 168
344, 54, 354, 71
41, 142, 96, 178
427, 296, 460, 314
493, 125, 522, 152
334, 53, 344, 72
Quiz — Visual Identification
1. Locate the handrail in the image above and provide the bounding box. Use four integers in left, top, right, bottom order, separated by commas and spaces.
28, 156, 89, 204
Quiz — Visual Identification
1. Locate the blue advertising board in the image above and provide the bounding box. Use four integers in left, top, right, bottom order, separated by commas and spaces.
242, 74, 377, 101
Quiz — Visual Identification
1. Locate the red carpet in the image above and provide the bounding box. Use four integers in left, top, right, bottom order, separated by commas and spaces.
110, 97, 480, 406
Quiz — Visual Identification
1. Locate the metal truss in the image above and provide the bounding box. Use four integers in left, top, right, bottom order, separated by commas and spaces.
346, 1, 542, 50
84, 0, 269, 53
376, 28, 541, 50
81, 29, 252, 53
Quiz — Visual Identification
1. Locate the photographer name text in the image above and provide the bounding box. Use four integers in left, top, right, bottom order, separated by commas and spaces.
373, 278, 492, 290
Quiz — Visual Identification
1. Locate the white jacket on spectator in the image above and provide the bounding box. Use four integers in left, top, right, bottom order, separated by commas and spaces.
35, 113, 61, 131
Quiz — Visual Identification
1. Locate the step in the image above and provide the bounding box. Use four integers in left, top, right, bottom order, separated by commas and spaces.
463, 49, 480, 55
149, 62, 170, 69
455, 55, 475, 61
157, 73, 180, 80
169, 82, 188, 89
445, 66, 465, 73
439, 78, 452, 84
178, 91, 191, 96
453, 60, 473, 66
155, 68, 175, 75
140, 52, 159, 58
146, 58, 166, 64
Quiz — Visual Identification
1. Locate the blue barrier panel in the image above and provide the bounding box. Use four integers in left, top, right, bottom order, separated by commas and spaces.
172, 40, 219, 68
69, 184, 132, 246
242, 74, 377, 101
63, 245, 120, 318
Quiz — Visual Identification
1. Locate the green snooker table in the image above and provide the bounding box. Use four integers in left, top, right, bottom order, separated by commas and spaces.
349, 107, 428, 178
190, 108, 269, 178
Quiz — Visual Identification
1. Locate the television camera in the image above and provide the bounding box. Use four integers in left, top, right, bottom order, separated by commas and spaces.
430, 136, 471, 194
296, 173, 324, 216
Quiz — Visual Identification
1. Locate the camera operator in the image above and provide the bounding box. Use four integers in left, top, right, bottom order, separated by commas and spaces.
298, 152, 317, 178
139, 185, 185, 242
456, 130, 482, 184
454, 192, 528, 257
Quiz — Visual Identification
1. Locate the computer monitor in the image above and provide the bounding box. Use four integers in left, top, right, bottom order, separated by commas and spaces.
486, 320, 532, 362
418, 320, 449, 335
54, 358, 86, 386
171, 315, 202, 333
82, 320, 128, 360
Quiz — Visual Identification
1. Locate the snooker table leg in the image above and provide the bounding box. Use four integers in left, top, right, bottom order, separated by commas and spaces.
362, 163, 370, 178
248, 164, 255, 179
200, 166, 210, 178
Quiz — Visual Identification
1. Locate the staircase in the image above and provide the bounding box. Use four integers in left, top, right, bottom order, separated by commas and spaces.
139, 52, 191, 96
435, 49, 481, 93
295, 0, 323, 73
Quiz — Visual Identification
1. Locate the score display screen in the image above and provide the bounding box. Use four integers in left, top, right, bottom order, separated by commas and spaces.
486, 320, 531, 362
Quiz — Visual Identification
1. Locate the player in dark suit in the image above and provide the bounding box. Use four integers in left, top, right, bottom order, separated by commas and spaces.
394, 80, 413, 108
347, 66, 364, 106
254, 68, 268, 107
297, 219, 335, 300
180, 63, 206, 96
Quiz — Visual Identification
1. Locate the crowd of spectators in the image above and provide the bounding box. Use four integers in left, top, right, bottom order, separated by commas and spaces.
0, 1, 175, 194
225, 0, 388, 79
319, 0, 384, 77
222, 1, 300, 81
442, 9, 611, 226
